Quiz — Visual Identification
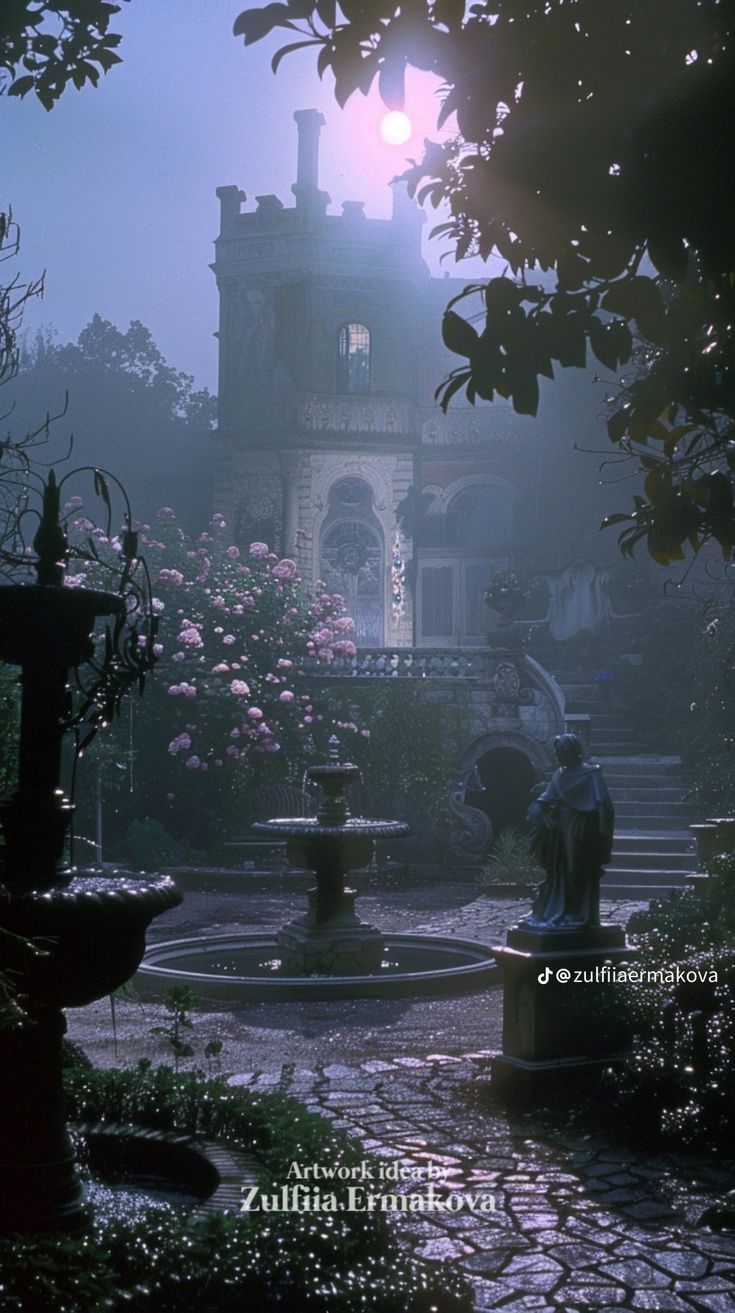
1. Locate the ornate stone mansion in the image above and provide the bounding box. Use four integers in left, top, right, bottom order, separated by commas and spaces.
210, 110, 629, 855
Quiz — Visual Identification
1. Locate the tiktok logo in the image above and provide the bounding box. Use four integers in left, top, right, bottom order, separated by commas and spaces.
537, 967, 552, 985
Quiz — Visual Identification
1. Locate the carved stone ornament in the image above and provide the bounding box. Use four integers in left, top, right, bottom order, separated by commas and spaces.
493, 661, 521, 699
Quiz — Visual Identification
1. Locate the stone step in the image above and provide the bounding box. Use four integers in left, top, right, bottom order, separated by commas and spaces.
604, 866, 691, 883
608, 787, 690, 801
594, 725, 645, 734
615, 800, 696, 814
565, 703, 622, 718
613, 833, 694, 850
607, 850, 695, 871
602, 878, 687, 896
613, 815, 697, 831
594, 742, 647, 755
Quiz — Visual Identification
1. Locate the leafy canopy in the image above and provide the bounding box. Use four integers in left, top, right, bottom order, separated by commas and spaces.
235, 0, 735, 566
0, 1, 127, 109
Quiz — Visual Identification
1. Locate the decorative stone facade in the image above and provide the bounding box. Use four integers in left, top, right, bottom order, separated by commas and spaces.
210, 110, 614, 851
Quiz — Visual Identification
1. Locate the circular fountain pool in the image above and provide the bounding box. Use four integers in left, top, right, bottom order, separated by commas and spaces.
138, 932, 497, 1001
139, 738, 497, 1002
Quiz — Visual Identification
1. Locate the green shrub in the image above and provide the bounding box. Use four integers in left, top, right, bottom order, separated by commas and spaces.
124, 819, 184, 871
600, 883, 735, 1148
477, 827, 539, 889
0, 1064, 473, 1313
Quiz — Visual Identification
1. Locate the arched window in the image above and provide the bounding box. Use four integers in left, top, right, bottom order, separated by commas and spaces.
320, 477, 383, 645
337, 323, 371, 394
446, 484, 512, 548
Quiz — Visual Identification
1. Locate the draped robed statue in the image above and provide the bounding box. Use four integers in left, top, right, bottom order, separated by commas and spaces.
524, 734, 614, 930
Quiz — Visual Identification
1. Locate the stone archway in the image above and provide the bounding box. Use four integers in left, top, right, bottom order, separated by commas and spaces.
449, 731, 552, 863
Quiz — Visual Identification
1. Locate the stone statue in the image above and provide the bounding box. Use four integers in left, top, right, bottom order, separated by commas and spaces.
523, 733, 614, 930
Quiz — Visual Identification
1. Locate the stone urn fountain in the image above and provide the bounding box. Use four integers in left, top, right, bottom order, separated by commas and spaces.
255, 736, 408, 974
139, 738, 497, 1001
0, 473, 181, 1233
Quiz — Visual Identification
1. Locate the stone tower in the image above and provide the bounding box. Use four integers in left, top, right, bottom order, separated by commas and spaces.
212, 109, 430, 647
212, 111, 612, 652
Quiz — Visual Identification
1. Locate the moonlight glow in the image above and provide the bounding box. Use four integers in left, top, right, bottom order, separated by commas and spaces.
380, 111, 412, 145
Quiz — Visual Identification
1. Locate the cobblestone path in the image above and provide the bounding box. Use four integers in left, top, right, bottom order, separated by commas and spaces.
229, 1054, 735, 1313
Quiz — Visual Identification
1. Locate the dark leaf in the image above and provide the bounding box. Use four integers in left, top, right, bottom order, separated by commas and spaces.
272, 38, 322, 73
436, 369, 472, 411
484, 277, 521, 315
7, 75, 35, 98
647, 235, 689, 282
233, 4, 293, 44
601, 512, 634, 528
601, 276, 666, 344
509, 369, 539, 417
378, 57, 405, 110
442, 310, 479, 359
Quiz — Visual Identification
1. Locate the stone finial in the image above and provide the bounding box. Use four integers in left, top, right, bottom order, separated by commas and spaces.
216, 186, 245, 233
292, 109, 330, 216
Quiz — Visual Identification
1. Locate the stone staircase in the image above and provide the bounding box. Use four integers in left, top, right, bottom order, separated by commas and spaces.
557, 674, 697, 897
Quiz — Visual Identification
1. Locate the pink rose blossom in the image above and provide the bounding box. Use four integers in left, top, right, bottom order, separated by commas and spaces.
178, 627, 203, 649
157, 507, 176, 519
230, 679, 250, 696
249, 542, 269, 557
168, 732, 192, 755
272, 558, 296, 580
156, 568, 184, 586
222, 634, 236, 645
248, 707, 263, 720
226, 545, 240, 559
184, 755, 201, 769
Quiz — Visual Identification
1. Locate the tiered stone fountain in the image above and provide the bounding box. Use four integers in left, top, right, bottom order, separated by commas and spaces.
139, 738, 496, 1001
0, 475, 180, 1233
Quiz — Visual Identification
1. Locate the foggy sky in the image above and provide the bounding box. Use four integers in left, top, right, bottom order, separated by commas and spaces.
4, 0, 477, 392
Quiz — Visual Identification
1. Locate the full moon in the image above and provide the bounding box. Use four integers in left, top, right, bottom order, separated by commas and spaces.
380, 111, 412, 145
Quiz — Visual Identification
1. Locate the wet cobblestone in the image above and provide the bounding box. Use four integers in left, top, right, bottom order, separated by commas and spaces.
67, 887, 735, 1310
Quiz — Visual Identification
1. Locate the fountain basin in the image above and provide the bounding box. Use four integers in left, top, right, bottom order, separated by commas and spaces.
137, 931, 497, 1000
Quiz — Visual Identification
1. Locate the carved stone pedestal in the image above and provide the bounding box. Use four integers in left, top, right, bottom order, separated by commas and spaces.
278, 886, 384, 974
491, 923, 633, 1100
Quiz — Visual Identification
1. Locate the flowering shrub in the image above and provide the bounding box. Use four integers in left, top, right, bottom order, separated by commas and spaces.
68, 508, 359, 849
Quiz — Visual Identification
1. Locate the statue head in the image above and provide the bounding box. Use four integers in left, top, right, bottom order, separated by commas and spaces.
553, 733, 584, 769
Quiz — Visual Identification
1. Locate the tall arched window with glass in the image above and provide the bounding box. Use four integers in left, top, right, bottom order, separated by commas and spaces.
337, 323, 371, 394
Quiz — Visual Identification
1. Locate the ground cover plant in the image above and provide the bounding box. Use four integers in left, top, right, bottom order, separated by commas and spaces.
0, 1061, 473, 1313
601, 861, 735, 1149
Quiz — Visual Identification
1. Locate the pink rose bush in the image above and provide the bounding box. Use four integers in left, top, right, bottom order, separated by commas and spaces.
71, 509, 360, 800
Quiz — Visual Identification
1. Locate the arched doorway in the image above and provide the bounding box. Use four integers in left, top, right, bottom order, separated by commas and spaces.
466, 748, 537, 837
450, 731, 552, 860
